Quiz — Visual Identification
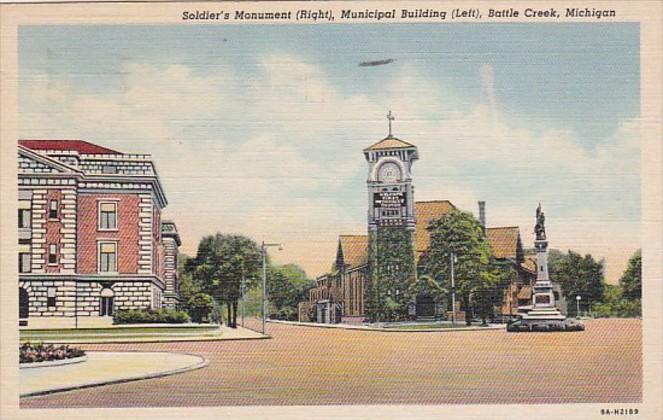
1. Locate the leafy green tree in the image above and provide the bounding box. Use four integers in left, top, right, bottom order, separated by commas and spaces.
593, 283, 641, 318
267, 264, 314, 321
418, 209, 493, 324
620, 249, 641, 301
186, 234, 262, 328
548, 250, 605, 313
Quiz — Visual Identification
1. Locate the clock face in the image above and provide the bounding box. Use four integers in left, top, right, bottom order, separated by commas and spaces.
378, 162, 401, 183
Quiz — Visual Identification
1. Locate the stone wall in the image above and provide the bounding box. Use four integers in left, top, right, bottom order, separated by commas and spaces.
113, 282, 154, 311
19, 279, 157, 317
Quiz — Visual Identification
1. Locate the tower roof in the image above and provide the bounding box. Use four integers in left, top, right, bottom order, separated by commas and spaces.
364, 135, 416, 152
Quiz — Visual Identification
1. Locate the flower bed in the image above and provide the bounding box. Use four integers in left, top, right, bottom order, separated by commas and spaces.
20, 342, 86, 364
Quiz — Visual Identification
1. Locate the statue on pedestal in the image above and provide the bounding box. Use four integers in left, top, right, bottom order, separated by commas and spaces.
535, 203, 546, 241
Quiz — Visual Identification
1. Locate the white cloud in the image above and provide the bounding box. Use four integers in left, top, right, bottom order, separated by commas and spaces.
19, 56, 640, 282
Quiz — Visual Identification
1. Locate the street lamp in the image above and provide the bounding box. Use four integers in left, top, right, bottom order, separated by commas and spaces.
450, 251, 458, 326
261, 241, 283, 334
576, 295, 581, 318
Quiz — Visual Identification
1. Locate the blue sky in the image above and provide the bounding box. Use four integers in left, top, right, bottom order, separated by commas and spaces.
18, 23, 640, 281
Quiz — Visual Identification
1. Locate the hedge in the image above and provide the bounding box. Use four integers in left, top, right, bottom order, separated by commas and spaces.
113, 308, 191, 324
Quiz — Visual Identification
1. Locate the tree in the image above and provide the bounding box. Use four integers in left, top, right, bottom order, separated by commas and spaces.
267, 264, 314, 321
620, 249, 641, 301
418, 209, 493, 324
186, 234, 262, 328
548, 250, 605, 314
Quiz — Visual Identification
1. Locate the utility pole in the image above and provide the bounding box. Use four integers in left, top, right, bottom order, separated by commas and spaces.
451, 251, 456, 326
241, 259, 246, 328
261, 241, 283, 334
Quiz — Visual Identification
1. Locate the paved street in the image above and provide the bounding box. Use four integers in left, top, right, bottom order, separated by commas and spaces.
21, 318, 641, 408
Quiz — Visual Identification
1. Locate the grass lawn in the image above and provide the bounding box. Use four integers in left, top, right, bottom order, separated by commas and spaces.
20, 325, 222, 343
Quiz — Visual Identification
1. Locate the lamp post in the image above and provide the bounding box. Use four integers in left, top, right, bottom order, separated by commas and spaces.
240, 259, 246, 328
261, 241, 283, 334
576, 295, 581, 318
450, 251, 457, 326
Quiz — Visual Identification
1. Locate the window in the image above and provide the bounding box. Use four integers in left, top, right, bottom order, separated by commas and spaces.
98, 202, 118, 230
19, 253, 31, 273
47, 287, 56, 307
48, 244, 57, 265
99, 242, 117, 273
48, 200, 59, 219
18, 209, 31, 228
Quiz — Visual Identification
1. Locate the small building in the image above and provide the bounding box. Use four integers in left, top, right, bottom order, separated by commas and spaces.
17, 140, 181, 328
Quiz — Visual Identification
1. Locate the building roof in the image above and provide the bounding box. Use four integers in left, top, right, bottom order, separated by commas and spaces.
18, 140, 120, 155
364, 135, 416, 151
486, 226, 521, 259
414, 200, 456, 252
338, 235, 369, 268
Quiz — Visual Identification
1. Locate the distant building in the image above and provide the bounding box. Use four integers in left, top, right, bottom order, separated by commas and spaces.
17, 140, 180, 327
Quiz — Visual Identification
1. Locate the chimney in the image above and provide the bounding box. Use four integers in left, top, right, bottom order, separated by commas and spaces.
478, 201, 486, 232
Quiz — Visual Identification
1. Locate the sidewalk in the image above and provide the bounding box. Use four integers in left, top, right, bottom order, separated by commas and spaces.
20, 351, 208, 397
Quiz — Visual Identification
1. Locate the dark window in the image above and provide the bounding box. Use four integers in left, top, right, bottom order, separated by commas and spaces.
18, 209, 31, 228
47, 287, 56, 307
48, 244, 57, 265
19, 288, 29, 318
48, 200, 59, 219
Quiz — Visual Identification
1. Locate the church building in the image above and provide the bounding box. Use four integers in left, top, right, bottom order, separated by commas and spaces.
302, 113, 539, 324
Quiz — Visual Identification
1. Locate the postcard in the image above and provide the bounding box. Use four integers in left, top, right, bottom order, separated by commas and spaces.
1, 1, 661, 419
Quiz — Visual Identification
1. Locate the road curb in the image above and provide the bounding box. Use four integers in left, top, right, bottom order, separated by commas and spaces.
20, 351, 209, 398
20, 355, 88, 369
267, 319, 505, 332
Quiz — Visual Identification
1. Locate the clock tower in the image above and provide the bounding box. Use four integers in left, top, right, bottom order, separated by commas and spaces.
364, 111, 418, 231
363, 111, 419, 321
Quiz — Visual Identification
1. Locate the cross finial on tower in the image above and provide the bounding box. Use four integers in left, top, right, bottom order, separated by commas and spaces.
387, 110, 395, 137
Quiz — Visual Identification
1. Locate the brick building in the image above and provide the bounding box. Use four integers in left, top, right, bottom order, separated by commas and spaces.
18, 140, 181, 328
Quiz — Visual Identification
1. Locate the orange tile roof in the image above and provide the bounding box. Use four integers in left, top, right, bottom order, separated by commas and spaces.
364, 136, 415, 151
338, 235, 369, 268
414, 200, 456, 252
486, 227, 520, 259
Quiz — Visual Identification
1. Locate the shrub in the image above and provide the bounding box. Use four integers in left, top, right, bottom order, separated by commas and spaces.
20, 342, 85, 364
186, 293, 215, 323
113, 308, 191, 324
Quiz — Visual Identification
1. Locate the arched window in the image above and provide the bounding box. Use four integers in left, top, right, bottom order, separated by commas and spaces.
100, 288, 115, 316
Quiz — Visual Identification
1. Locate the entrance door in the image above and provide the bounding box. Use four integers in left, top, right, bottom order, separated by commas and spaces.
19, 288, 29, 318
416, 293, 436, 317
100, 297, 114, 316
100, 288, 115, 316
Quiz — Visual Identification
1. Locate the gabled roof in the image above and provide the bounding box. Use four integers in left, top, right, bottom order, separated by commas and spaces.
337, 235, 369, 268
364, 135, 416, 151
414, 200, 456, 252
19, 140, 120, 155
486, 226, 521, 260
521, 255, 537, 274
